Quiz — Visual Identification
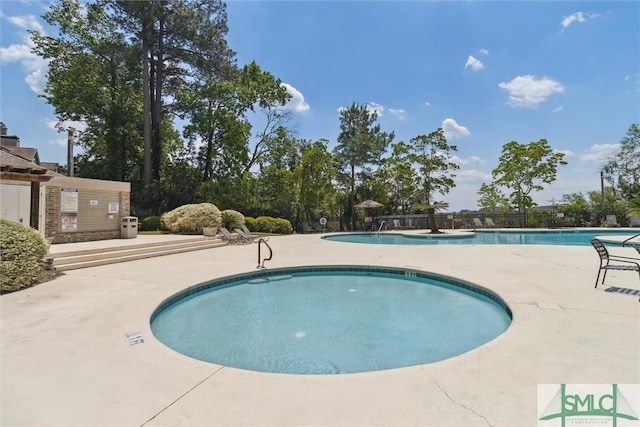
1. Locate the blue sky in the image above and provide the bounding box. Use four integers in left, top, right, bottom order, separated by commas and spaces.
1, 1, 639, 211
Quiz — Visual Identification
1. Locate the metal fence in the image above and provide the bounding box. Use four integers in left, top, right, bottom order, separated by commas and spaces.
372, 211, 635, 231
300, 209, 635, 233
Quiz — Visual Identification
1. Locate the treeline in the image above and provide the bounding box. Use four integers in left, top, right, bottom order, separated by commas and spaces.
28, 0, 638, 230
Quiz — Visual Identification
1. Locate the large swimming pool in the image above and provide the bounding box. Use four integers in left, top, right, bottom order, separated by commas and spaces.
322, 229, 640, 246
151, 266, 512, 374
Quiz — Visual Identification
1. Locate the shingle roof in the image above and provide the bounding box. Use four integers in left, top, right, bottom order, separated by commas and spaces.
0, 148, 58, 181
2, 146, 39, 163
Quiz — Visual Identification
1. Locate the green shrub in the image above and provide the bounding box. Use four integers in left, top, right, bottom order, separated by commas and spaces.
220, 209, 245, 231
160, 203, 222, 234
273, 218, 293, 234
254, 216, 293, 234
0, 219, 48, 293
140, 216, 164, 232
244, 217, 257, 231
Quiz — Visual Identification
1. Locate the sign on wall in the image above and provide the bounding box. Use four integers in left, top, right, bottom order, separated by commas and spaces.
61, 213, 77, 232
108, 202, 119, 213
60, 188, 79, 213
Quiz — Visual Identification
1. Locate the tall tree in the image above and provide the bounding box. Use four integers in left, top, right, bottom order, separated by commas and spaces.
31, 0, 143, 182
409, 128, 459, 233
178, 61, 290, 183
481, 139, 567, 227
108, 0, 236, 191
295, 139, 336, 222
333, 103, 394, 230
477, 182, 509, 213
603, 123, 640, 201
379, 141, 419, 214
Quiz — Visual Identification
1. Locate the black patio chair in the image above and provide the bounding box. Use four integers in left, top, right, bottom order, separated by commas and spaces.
589, 239, 640, 289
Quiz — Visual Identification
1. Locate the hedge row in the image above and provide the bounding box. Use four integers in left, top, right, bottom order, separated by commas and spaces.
245, 216, 293, 234
0, 219, 49, 293
142, 207, 293, 235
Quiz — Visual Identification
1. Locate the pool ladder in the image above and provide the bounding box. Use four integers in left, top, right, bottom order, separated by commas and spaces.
257, 238, 272, 270
377, 220, 387, 234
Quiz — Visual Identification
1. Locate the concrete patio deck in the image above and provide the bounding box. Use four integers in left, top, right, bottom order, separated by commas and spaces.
2, 231, 639, 426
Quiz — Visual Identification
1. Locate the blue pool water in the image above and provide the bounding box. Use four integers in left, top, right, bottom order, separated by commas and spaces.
151, 266, 512, 375
322, 229, 639, 246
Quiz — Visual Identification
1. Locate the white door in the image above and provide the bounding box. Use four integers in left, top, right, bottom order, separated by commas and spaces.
0, 183, 31, 225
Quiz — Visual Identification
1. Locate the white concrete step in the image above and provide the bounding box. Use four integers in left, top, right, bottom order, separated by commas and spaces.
51, 237, 227, 271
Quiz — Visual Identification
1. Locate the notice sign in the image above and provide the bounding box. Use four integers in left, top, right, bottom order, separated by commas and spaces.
61, 213, 77, 232
61, 188, 79, 213
108, 202, 119, 213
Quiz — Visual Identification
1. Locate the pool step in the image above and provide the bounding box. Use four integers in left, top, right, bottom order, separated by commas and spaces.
51, 237, 228, 272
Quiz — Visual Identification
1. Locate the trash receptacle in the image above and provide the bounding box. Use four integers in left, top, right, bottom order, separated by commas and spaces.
121, 216, 138, 239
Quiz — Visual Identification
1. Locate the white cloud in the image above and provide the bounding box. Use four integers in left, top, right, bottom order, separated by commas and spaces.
451, 155, 485, 166
424, 101, 431, 107
579, 144, 620, 162
7, 15, 44, 33
0, 15, 49, 94
442, 118, 470, 140
0, 42, 32, 63
388, 108, 406, 120
479, 49, 489, 55
281, 83, 309, 112
554, 149, 574, 157
45, 119, 88, 145
455, 169, 492, 183
552, 106, 564, 113
337, 102, 384, 117
560, 12, 599, 30
366, 102, 384, 117
464, 55, 485, 72
561, 12, 586, 29
498, 75, 564, 108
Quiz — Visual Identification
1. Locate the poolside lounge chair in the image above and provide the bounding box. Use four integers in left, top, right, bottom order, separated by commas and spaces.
235, 227, 259, 243
589, 239, 640, 288
629, 215, 640, 227
240, 224, 262, 239
219, 227, 248, 244
393, 219, 403, 229
472, 218, 483, 229
314, 222, 324, 233
484, 218, 496, 228
301, 222, 312, 233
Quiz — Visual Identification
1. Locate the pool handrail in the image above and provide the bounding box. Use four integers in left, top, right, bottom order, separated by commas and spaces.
257, 238, 272, 270
621, 232, 640, 247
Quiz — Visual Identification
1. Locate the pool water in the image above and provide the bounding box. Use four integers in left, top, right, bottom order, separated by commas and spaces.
322, 229, 639, 245
151, 267, 512, 375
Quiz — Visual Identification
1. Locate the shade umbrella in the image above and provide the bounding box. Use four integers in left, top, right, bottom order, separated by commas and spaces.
354, 200, 383, 209
354, 200, 383, 230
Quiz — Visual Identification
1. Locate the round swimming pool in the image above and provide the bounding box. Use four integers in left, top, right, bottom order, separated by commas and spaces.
322, 229, 640, 246
151, 266, 512, 374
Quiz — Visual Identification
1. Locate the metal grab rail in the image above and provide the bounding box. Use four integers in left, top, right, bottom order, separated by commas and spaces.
257, 238, 273, 270
622, 232, 640, 247
377, 220, 387, 234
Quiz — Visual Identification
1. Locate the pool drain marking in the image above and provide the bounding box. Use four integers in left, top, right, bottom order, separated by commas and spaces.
536, 302, 562, 311
126, 332, 145, 345
294, 331, 307, 339
348, 288, 357, 292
